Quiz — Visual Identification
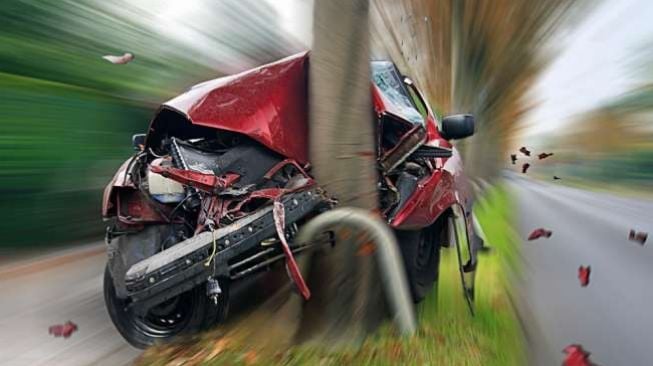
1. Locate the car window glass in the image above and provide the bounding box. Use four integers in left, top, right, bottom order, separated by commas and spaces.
371, 61, 424, 125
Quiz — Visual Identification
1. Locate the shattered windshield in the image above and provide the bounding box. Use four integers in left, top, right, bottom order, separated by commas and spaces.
371, 61, 424, 125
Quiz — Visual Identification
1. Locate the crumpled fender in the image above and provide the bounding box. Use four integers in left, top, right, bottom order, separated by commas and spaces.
102, 157, 167, 225
390, 146, 471, 230
102, 157, 136, 219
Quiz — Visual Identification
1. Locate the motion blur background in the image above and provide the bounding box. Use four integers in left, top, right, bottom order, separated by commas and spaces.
2, 1, 653, 365
1, 0, 651, 250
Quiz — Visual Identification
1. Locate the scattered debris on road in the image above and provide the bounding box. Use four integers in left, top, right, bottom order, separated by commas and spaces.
48, 321, 78, 338
519, 146, 531, 156
522, 163, 530, 174
628, 230, 648, 245
537, 152, 554, 160
578, 266, 591, 287
102, 52, 134, 64
527, 228, 552, 241
563, 344, 597, 366
510, 154, 517, 164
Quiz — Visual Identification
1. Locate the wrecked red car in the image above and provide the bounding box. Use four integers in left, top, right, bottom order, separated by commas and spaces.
102, 52, 479, 348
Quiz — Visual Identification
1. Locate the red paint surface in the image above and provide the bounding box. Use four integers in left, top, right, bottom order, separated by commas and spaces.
163, 53, 310, 164
390, 168, 456, 229
108, 53, 471, 234
117, 190, 167, 224
150, 165, 239, 193
102, 157, 135, 218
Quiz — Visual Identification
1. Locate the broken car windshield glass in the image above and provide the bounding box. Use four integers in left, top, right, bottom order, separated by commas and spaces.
371, 61, 424, 125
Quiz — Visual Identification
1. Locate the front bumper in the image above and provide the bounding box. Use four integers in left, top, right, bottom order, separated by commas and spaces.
124, 188, 326, 313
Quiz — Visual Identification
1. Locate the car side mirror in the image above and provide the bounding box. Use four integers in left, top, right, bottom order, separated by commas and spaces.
132, 134, 146, 151
441, 114, 475, 140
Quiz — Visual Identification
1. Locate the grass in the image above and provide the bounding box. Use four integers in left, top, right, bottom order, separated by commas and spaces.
137, 185, 524, 366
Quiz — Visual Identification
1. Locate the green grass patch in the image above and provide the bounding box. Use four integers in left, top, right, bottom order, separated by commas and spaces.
138, 185, 524, 365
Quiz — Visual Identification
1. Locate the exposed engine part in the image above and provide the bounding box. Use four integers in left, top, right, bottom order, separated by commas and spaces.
206, 277, 222, 305
388, 172, 420, 218
402, 161, 424, 176
260, 237, 278, 246
379, 125, 426, 173
148, 158, 185, 203
229, 241, 323, 280
170, 137, 189, 170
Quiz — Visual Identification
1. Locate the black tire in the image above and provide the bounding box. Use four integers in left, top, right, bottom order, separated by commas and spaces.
397, 227, 441, 303
103, 265, 228, 349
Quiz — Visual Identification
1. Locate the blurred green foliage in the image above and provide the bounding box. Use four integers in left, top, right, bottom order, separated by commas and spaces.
0, 73, 149, 248
0, 0, 302, 249
532, 72, 653, 188
0, 0, 209, 249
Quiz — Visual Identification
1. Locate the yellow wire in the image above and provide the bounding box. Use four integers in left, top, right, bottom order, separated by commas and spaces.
205, 228, 217, 267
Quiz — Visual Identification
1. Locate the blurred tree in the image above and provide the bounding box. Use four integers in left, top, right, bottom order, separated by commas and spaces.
451, 0, 588, 179
371, 0, 587, 180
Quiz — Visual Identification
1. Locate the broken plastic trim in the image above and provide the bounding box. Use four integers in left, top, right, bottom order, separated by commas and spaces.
379, 125, 426, 173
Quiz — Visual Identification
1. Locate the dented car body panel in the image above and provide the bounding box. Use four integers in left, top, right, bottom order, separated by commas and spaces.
104, 53, 471, 232
101, 52, 477, 347
157, 52, 310, 164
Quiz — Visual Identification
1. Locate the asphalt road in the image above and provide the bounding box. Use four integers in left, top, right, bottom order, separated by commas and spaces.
0, 241, 289, 366
0, 243, 140, 366
508, 175, 653, 366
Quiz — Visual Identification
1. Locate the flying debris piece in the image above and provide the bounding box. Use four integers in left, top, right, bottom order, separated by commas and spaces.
562, 344, 596, 366
48, 321, 78, 338
553, 176, 562, 180
522, 163, 530, 174
102, 52, 134, 65
527, 228, 552, 241
519, 146, 531, 156
510, 154, 517, 164
578, 266, 591, 287
629, 230, 648, 245
538, 152, 554, 160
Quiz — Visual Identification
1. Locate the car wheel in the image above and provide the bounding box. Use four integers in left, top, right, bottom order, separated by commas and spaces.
103, 265, 228, 349
397, 227, 441, 303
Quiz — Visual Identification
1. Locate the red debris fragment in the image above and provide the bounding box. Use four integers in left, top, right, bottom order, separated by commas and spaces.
527, 228, 552, 241
562, 344, 596, 366
272, 200, 310, 300
538, 152, 554, 160
522, 163, 530, 174
629, 230, 648, 245
510, 154, 517, 164
578, 266, 591, 287
48, 321, 78, 338
150, 165, 240, 193
519, 147, 531, 156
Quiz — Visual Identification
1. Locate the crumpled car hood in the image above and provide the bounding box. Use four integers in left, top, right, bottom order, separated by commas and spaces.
163, 52, 310, 163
